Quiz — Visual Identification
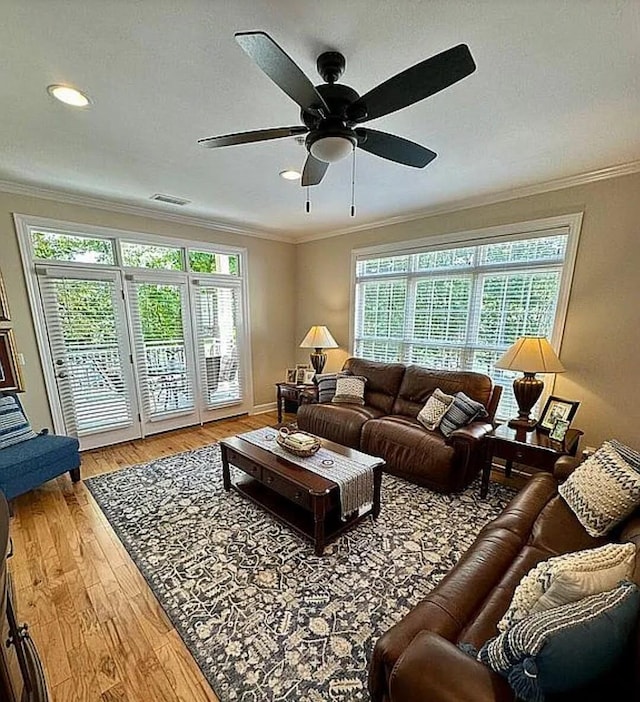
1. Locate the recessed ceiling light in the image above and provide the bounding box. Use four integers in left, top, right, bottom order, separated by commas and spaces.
279, 169, 301, 181
47, 84, 91, 107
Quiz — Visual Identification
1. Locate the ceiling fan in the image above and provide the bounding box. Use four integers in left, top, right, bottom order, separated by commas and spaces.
198, 31, 476, 187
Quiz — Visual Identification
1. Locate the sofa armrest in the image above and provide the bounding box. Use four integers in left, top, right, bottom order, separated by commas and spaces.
389, 632, 514, 702
299, 388, 318, 405
553, 455, 581, 482
446, 421, 494, 446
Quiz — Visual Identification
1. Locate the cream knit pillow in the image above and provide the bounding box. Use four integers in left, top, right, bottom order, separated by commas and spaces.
416, 388, 454, 431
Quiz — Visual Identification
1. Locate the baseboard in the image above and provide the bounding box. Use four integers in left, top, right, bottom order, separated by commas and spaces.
250, 402, 277, 415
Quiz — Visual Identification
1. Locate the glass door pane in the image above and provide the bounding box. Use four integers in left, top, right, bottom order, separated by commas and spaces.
37, 269, 140, 449
127, 277, 198, 434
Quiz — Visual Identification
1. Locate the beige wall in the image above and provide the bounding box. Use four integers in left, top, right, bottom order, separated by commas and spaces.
0, 192, 297, 430
295, 171, 640, 449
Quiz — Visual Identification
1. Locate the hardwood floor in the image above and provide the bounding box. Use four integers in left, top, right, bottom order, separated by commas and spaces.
8, 410, 280, 702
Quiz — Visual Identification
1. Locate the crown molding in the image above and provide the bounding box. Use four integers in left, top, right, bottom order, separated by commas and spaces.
292, 159, 640, 244
0, 179, 293, 243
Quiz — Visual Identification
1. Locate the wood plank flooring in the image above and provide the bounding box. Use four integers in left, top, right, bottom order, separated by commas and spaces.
8, 411, 280, 702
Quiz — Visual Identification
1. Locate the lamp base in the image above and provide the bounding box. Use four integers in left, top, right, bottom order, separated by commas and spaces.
507, 418, 538, 431
511, 372, 544, 427
309, 350, 327, 374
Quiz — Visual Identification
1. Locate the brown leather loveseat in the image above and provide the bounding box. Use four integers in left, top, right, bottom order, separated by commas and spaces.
297, 357, 501, 493
369, 457, 640, 702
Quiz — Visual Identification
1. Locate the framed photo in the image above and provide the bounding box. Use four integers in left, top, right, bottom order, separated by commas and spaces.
0, 272, 9, 322
537, 395, 579, 432
295, 368, 307, 384
0, 329, 24, 392
285, 368, 297, 383
295, 363, 310, 370
549, 418, 570, 443
302, 369, 315, 385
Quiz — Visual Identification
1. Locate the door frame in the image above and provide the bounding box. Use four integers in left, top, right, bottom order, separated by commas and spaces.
14, 213, 254, 443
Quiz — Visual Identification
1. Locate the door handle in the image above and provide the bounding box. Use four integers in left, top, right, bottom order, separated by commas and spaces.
55, 359, 65, 366
56, 371, 68, 379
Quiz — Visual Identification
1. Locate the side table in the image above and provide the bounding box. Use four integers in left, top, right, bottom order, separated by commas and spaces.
275, 382, 318, 423
481, 424, 583, 498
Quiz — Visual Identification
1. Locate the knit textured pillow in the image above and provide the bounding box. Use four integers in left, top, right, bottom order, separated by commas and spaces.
497, 542, 636, 632
439, 391, 488, 437
0, 396, 38, 449
417, 388, 454, 431
477, 581, 640, 702
331, 375, 366, 405
559, 442, 640, 537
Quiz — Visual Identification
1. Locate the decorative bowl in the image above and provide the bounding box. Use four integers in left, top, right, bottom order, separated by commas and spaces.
276, 427, 320, 457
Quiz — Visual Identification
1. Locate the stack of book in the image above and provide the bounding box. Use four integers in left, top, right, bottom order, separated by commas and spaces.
285, 432, 318, 450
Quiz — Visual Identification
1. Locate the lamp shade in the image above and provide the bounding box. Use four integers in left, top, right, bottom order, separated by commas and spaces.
299, 326, 338, 349
494, 337, 565, 373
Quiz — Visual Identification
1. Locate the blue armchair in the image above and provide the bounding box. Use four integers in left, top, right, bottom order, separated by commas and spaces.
0, 392, 80, 500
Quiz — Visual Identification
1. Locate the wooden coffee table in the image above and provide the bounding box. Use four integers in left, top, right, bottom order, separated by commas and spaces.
220, 434, 384, 555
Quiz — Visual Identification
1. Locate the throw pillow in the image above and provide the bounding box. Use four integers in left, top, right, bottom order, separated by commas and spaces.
314, 373, 338, 403
417, 388, 454, 431
559, 442, 640, 537
0, 395, 38, 449
477, 580, 640, 702
606, 439, 640, 472
439, 391, 488, 437
331, 375, 366, 405
497, 542, 636, 632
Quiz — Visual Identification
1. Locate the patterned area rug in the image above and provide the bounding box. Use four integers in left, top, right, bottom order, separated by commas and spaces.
86, 444, 515, 701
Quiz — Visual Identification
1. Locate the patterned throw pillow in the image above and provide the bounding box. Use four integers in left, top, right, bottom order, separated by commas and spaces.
331, 375, 366, 405
497, 542, 636, 632
0, 395, 38, 449
314, 373, 338, 403
606, 439, 640, 472
559, 442, 640, 537
477, 581, 640, 702
439, 391, 488, 437
417, 388, 454, 431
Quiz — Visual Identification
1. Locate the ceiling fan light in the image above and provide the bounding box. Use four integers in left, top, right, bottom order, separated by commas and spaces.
310, 136, 354, 163
47, 84, 91, 107
279, 169, 301, 180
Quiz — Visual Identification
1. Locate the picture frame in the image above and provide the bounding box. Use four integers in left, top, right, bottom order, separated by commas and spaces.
0, 329, 24, 392
302, 369, 316, 385
295, 368, 307, 384
285, 368, 297, 383
0, 272, 9, 322
549, 417, 570, 443
295, 363, 310, 371
537, 395, 579, 432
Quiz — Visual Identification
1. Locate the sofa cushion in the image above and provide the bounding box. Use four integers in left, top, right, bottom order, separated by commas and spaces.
416, 388, 454, 431
296, 402, 383, 449
332, 375, 366, 405
391, 365, 493, 418
440, 391, 488, 437
559, 442, 640, 537
497, 543, 636, 632
477, 581, 640, 702
342, 358, 405, 413
0, 396, 37, 449
314, 373, 339, 403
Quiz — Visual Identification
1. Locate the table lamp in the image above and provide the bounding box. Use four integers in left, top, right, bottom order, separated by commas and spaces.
299, 326, 338, 374
494, 336, 565, 430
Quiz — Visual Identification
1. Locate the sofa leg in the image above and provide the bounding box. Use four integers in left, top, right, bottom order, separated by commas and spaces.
70, 467, 81, 483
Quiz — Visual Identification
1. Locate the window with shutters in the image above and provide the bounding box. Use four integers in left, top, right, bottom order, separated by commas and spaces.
352, 217, 581, 420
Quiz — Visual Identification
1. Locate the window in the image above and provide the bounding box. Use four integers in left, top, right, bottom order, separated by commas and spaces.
353, 219, 580, 419
121, 242, 183, 270
188, 249, 240, 275
31, 231, 115, 264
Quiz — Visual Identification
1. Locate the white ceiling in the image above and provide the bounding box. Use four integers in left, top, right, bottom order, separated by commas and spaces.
1, 0, 639, 241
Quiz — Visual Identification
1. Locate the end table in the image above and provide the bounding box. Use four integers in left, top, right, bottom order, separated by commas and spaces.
276, 382, 318, 423
481, 424, 583, 498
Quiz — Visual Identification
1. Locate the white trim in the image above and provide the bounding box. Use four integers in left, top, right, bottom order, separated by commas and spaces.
293, 160, 640, 243
0, 180, 291, 242
250, 401, 277, 415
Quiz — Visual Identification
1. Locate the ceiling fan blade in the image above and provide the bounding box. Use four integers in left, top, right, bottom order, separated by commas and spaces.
356, 128, 437, 168
301, 154, 329, 186
235, 31, 329, 115
198, 126, 308, 148
348, 44, 476, 123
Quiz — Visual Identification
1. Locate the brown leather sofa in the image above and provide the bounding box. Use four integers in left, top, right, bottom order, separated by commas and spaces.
297, 358, 502, 493
369, 456, 640, 702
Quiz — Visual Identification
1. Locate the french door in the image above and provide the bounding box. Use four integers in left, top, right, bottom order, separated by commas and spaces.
36, 266, 141, 449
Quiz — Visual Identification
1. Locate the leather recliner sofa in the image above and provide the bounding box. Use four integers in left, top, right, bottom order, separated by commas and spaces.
369, 456, 640, 702
296, 357, 502, 493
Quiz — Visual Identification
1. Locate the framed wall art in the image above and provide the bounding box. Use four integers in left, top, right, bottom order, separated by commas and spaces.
0, 329, 24, 392
537, 395, 579, 432
0, 272, 9, 322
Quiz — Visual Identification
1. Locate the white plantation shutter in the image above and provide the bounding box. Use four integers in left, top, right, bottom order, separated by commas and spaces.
127, 278, 195, 420
192, 280, 243, 408
36, 269, 134, 436
353, 233, 569, 420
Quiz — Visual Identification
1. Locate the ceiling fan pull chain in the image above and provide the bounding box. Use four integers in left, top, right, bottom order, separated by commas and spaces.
350, 146, 357, 217
305, 185, 310, 213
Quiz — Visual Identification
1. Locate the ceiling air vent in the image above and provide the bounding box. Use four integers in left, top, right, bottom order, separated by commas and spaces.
150, 193, 191, 206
